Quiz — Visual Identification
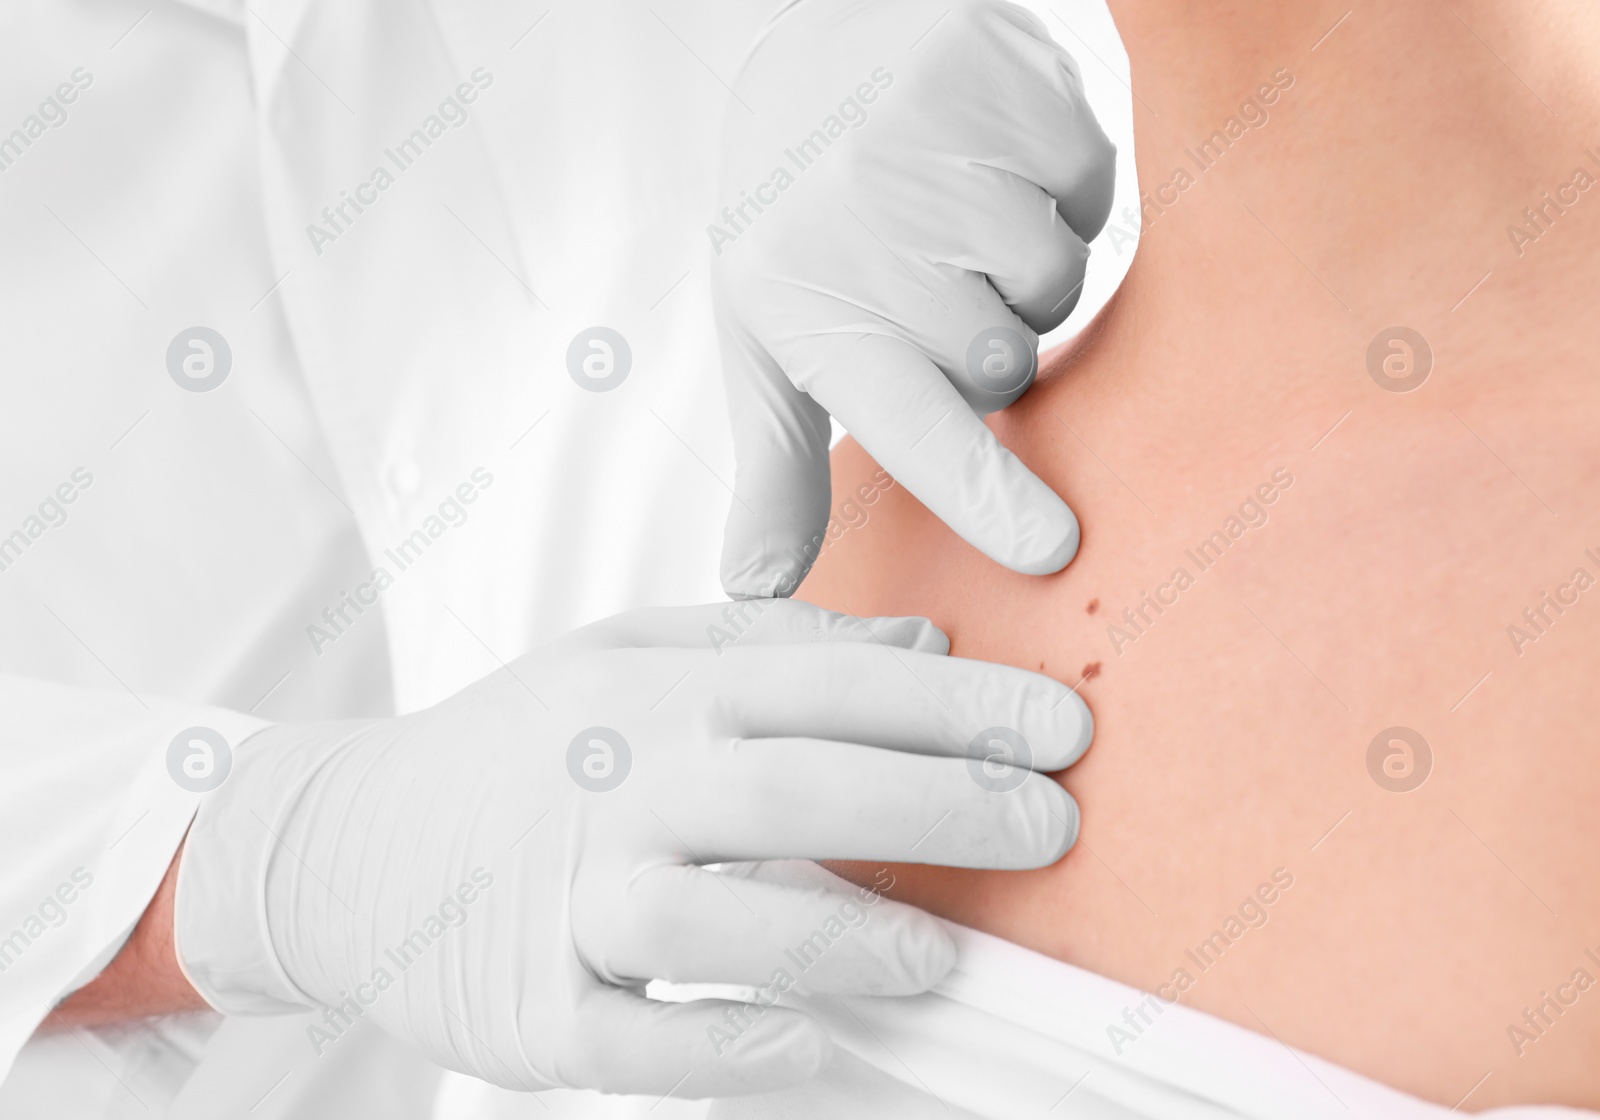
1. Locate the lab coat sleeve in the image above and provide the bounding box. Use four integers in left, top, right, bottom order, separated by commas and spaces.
0, 673, 269, 1086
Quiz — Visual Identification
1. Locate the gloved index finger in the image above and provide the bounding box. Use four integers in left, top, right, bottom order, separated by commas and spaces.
802, 331, 1079, 576
691, 641, 1093, 773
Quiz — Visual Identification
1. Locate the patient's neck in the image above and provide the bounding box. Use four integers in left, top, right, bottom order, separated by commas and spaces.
1081, 1, 1600, 352
1015, 2, 1600, 513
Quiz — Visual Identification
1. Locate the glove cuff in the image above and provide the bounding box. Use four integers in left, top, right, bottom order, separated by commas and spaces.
173, 722, 351, 1015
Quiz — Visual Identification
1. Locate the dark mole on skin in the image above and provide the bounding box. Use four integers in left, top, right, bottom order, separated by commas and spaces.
1086, 598, 1099, 614
1081, 661, 1102, 682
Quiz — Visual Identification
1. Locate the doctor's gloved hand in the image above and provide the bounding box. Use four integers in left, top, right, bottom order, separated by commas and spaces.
174, 601, 1092, 1097
713, 0, 1116, 599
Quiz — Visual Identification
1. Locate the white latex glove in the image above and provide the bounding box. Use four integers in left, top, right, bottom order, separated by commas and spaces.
713, 0, 1116, 598
176, 601, 1091, 1097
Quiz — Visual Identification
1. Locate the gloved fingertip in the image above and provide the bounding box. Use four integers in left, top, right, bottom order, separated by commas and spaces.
893, 915, 957, 992
1043, 785, 1082, 863
728, 1011, 833, 1081
794, 1019, 834, 1077
720, 547, 810, 602
1004, 500, 1079, 575
1008, 778, 1080, 867
1064, 696, 1094, 767
909, 618, 952, 656
864, 615, 950, 655
725, 587, 777, 603
721, 572, 800, 602
1035, 684, 1093, 771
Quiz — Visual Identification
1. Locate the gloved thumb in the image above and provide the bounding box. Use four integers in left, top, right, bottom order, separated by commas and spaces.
718, 310, 835, 600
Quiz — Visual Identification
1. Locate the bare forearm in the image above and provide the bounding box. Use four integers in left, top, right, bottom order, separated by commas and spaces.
45, 841, 208, 1031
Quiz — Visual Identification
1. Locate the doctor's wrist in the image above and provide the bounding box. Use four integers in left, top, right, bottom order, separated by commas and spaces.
47, 840, 209, 1030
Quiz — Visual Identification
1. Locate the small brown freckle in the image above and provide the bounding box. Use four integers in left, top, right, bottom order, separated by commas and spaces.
1086, 598, 1099, 615
1080, 661, 1102, 682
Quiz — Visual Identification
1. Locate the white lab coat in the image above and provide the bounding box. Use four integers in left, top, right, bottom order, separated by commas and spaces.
0, 0, 1136, 1116
0, 0, 771, 1115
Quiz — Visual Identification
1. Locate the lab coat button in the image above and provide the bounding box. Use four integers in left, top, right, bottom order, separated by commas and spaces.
386, 460, 422, 502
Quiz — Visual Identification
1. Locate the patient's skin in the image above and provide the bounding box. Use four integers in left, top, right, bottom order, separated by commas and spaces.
808, 0, 1600, 1109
